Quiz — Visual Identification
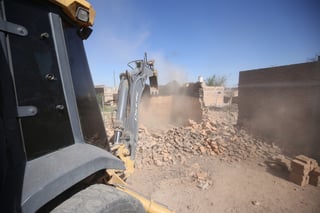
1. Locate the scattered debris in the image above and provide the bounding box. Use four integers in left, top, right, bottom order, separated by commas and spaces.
197, 179, 212, 190
186, 163, 213, 190
251, 200, 260, 206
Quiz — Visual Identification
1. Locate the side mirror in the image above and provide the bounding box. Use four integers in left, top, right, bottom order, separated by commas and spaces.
77, 27, 92, 40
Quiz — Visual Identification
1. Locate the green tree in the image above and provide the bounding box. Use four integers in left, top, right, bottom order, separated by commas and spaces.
205, 74, 227, 86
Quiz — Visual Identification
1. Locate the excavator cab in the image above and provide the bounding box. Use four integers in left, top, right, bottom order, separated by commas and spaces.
1, 0, 173, 212
0, 0, 125, 211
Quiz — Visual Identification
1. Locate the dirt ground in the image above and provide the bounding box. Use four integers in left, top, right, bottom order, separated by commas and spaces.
126, 108, 320, 213
128, 156, 320, 213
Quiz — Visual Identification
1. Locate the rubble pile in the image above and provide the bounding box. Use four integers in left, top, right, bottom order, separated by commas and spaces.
135, 115, 282, 168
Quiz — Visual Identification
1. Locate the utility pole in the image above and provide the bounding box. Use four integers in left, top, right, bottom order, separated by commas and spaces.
113, 70, 116, 89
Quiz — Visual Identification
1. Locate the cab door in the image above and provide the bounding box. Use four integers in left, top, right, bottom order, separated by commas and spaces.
4, 0, 76, 160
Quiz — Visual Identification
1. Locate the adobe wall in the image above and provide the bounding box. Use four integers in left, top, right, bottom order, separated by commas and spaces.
238, 61, 320, 160
202, 86, 225, 107
139, 96, 202, 131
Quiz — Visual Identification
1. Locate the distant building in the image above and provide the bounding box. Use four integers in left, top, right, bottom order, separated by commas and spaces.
95, 85, 117, 105
201, 84, 225, 107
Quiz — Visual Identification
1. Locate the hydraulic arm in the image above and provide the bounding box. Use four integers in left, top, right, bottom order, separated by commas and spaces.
106, 54, 174, 213
112, 53, 157, 161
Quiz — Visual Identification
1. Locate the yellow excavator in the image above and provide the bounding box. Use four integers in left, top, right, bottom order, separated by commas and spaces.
0, 0, 170, 212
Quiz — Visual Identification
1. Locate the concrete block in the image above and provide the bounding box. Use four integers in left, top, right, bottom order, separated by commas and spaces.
289, 172, 309, 186
311, 166, 320, 176
309, 175, 320, 187
295, 155, 311, 165
309, 166, 320, 186
310, 159, 319, 171
294, 155, 318, 171
291, 159, 310, 175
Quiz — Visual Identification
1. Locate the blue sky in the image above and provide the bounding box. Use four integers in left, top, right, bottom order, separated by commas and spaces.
84, 0, 320, 87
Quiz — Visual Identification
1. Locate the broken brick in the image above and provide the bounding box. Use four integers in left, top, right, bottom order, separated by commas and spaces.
199, 146, 206, 154
291, 159, 310, 175
309, 167, 320, 187
309, 175, 320, 187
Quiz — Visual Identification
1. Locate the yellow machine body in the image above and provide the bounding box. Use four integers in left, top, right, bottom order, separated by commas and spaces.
49, 1, 172, 212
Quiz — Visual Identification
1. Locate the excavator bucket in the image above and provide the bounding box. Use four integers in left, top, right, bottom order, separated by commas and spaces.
147, 60, 159, 96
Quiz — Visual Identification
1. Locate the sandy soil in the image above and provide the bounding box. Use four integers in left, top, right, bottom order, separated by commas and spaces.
127, 156, 320, 213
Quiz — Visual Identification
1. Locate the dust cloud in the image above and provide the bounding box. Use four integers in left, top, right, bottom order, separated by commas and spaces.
139, 95, 202, 132
238, 90, 320, 160
151, 52, 190, 84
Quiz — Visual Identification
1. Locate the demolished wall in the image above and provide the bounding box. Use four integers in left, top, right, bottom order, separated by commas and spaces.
139, 95, 203, 129
238, 61, 320, 160
139, 82, 204, 131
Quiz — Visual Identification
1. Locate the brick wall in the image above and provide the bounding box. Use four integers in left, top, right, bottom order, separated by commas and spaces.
202, 86, 225, 107
238, 61, 320, 160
